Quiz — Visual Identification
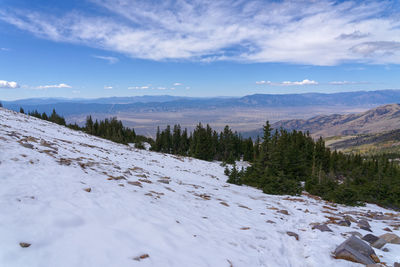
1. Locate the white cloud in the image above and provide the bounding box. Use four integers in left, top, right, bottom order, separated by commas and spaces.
2, 0, 399, 65
93, 55, 119, 64
281, 79, 318, 86
36, 83, 71, 89
104, 86, 113, 89
0, 48, 10, 51
255, 80, 272, 85
173, 83, 183, 86
0, 80, 19, 89
256, 79, 318, 86
128, 86, 150, 90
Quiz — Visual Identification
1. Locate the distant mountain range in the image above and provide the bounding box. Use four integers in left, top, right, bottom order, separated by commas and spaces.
2, 90, 400, 117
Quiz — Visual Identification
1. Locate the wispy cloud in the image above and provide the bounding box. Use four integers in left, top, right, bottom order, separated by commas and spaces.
329, 81, 368, 85
128, 85, 179, 90
128, 86, 150, 90
0, 48, 10, 51
93, 55, 119, 64
256, 79, 318, 86
36, 83, 71, 89
104, 86, 113, 89
173, 83, 183, 86
1, 1, 400, 65
0, 80, 19, 89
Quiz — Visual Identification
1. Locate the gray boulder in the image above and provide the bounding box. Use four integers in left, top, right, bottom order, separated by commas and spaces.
362, 234, 387, 249
379, 233, 400, 244
334, 236, 379, 265
312, 224, 333, 232
358, 219, 372, 232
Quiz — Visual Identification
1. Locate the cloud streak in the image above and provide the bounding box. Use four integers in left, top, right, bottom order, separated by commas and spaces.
93, 55, 119, 64
256, 79, 318, 86
36, 83, 71, 89
1, 1, 400, 65
0, 80, 19, 89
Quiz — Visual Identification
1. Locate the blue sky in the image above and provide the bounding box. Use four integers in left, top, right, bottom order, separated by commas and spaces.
1, 0, 400, 100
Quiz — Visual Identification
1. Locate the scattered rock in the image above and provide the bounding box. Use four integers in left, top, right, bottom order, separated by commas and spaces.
362, 234, 379, 244
266, 220, 276, 224
133, 254, 149, 261
394, 262, 400, 267
128, 181, 143, 188
346, 232, 363, 238
334, 236, 379, 265
278, 210, 289, 215
238, 204, 252, 210
19, 242, 31, 248
382, 248, 389, 252
338, 220, 351, 227
362, 234, 387, 249
366, 264, 385, 267
383, 227, 392, 232
379, 233, 400, 244
157, 179, 170, 184
312, 224, 333, 232
220, 202, 229, 207
139, 179, 152, 184
344, 215, 357, 223
240, 227, 250, 230
358, 219, 371, 232
20, 143, 34, 149
286, 231, 299, 241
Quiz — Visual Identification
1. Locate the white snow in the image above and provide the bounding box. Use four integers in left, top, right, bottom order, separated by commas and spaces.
0, 107, 399, 267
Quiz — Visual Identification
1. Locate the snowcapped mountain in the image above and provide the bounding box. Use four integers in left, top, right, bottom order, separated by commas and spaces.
0, 107, 399, 267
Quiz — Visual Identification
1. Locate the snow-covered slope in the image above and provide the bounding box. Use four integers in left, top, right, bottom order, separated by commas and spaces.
0, 107, 399, 267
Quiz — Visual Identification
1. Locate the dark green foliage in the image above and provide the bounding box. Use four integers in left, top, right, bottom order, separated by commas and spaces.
151, 123, 252, 163
226, 121, 400, 208
0, 102, 3, 108
23, 108, 151, 148
19, 107, 24, 114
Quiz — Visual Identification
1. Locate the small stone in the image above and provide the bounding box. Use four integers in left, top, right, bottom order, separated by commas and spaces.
19, 242, 31, 248
394, 262, 400, 267
133, 254, 149, 261
266, 220, 276, 224
362, 234, 379, 244
278, 210, 289, 215
84, 188, 91, 192
346, 231, 363, 238
358, 219, 371, 229
127, 181, 143, 187
220, 201, 229, 207
286, 231, 299, 241
383, 227, 392, 232
379, 233, 400, 244
157, 179, 170, 184
344, 215, 357, 222
382, 248, 389, 252
338, 220, 351, 227
312, 224, 333, 232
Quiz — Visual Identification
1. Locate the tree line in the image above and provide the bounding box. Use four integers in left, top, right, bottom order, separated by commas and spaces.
151, 123, 254, 163
19, 108, 151, 146
226, 121, 400, 209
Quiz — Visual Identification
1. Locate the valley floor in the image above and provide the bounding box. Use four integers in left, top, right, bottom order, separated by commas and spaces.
0, 108, 399, 267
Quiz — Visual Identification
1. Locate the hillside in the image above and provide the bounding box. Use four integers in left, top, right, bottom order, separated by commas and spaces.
1, 108, 400, 267
245, 104, 400, 140
325, 129, 400, 155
